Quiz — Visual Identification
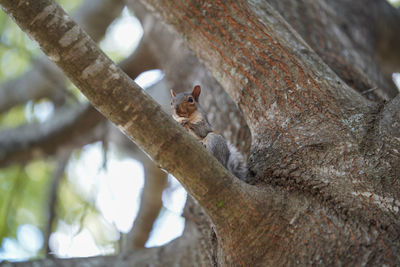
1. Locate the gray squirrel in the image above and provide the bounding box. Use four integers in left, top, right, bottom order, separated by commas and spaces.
170, 85, 247, 180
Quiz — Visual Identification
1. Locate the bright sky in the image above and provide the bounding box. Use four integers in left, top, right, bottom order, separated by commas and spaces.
52, 142, 186, 257
387, 0, 400, 4
393, 73, 400, 91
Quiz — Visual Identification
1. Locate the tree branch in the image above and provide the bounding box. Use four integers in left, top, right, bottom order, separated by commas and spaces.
107, 123, 168, 252
73, 0, 124, 43
44, 151, 70, 256
0, 57, 65, 113
266, 0, 399, 100
125, 162, 167, 251
0, 0, 245, 229
379, 93, 400, 138
0, 30, 159, 167
0, 104, 104, 167
138, 0, 369, 136
131, 2, 400, 264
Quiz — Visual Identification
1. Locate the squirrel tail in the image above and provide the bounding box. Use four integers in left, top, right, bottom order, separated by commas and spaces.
203, 132, 248, 181
227, 143, 248, 181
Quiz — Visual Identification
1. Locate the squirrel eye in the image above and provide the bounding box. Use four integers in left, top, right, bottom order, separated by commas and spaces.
188, 96, 194, 103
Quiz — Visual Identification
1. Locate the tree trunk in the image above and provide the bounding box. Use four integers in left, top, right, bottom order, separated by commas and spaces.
131, 0, 400, 265
1, 0, 400, 266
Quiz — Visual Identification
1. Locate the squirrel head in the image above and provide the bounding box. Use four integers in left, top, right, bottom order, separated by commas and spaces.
170, 85, 201, 118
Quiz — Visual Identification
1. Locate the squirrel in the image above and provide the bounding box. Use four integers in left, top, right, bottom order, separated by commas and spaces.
170, 85, 247, 181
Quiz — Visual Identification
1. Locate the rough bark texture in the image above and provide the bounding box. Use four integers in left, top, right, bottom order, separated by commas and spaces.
135, 0, 400, 265
267, 0, 400, 101
1, 0, 400, 266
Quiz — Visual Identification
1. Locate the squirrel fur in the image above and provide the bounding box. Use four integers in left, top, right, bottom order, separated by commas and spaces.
170, 85, 247, 180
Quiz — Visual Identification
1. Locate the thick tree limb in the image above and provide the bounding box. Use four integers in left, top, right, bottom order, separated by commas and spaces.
267, 0, 400, 100
135, 0, 400, 265
379, 93, 400, 139
138, 0, 368, 140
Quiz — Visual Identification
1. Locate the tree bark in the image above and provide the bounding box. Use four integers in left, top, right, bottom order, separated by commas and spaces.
135, 0, 400, 265
1, 0, 400, 266
267, 0, 400, 100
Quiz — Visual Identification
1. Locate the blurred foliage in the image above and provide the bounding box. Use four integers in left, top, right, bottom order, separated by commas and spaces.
55, 0, 84, 13
0, 0, 108, 261
0, 161, 54, 256
0, 14, 36, 83
0, 105, 26, 130
0, 0, 85, 83
57, 176, 94, 226
0, 0, 85, 129
0, 0, 163, 262
387, 0, 400, 7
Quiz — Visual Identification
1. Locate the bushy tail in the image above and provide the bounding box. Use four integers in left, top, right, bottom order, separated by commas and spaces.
203, 132, 248, 181
227, 144, 247, 181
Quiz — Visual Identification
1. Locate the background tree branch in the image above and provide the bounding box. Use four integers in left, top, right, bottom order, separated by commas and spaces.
124, 163, 167, 251
0, 104, 104, 167
44, 151, 70, 256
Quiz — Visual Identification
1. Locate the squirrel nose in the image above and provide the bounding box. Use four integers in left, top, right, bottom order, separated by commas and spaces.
175, 105, 183, 113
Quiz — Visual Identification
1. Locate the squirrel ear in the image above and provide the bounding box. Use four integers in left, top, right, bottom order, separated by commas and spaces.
192, 85, 201, 102
170, 89, 176, 98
